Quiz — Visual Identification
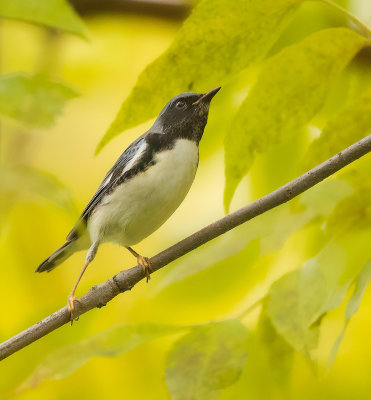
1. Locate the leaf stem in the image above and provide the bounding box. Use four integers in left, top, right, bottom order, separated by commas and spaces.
317, 0, 371, 39
237, 295, 267, 320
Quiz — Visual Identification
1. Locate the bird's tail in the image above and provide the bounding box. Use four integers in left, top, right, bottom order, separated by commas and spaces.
36, 241, 77, 273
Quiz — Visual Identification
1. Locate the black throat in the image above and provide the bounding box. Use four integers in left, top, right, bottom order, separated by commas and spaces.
149, 114, 208, 150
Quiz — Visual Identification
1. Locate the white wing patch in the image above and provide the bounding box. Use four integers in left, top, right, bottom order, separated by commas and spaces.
121, 141, 148, 176
101, 172, 113, 188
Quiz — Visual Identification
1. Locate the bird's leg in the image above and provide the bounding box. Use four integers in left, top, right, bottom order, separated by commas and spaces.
68, 241, 99, 323
126, 246, 152, 282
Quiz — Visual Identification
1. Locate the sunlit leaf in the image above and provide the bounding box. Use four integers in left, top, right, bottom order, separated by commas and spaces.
0, 73, 78, 128
17, 324, 183, 392
0, 0, 88, 38
0, 166, 77, 222
328, 260, 371, 369
256, 310, 294, 390
267, 181, 370, 360
267, 228, 371, 358
303, 87, 371, 170
155, 177, 353, 293
166, 320, 248, 400
96, 0, 303, 153
325, 191, 371, 237
341, 155, 371, 191
219, 312, 293, 400
224, 28, 365, 210
267, 260, 326, 356
325, 157, 371, 235
248, 126, 308, 199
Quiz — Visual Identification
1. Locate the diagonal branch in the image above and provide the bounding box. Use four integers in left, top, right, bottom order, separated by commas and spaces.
1, 134, 371, 361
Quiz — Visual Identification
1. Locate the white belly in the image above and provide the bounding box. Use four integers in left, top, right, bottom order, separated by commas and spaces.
88, 139, 199, 246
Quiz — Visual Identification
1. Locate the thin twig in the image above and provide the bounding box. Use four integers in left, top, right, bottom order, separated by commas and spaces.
0, 134, 370, 361
237, 295, 267, 320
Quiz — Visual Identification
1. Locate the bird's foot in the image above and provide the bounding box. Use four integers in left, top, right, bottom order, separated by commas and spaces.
137, 255, 152, 282
67, 294, 81, 324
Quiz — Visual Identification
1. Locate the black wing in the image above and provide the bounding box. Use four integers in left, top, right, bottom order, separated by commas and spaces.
66, 134, 149, 241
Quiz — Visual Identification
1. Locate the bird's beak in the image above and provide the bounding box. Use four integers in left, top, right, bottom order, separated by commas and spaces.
193, 87, 221, 105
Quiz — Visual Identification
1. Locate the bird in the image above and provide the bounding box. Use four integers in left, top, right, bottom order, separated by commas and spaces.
36, 87, 221, 319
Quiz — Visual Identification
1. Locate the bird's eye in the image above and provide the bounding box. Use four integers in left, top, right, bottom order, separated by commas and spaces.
175, 100, 186, 109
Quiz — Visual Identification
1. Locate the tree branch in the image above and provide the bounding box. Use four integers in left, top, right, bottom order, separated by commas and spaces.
1, 134, 370, 361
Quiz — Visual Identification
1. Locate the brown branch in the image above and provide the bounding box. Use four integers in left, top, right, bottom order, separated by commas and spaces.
1, 134, 370, 361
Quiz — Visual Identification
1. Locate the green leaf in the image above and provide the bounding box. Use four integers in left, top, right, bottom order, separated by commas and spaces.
296, 177, 354, 217
266, 227, 371, 359
0, 73, 78, 128
166, 320, 248, 400
224, 28, 365, 211
219, 312, 293, 400
328, 260, 371, 369
256, 309, 294, 390
303, 86, 371, 170
266, 260, 326, 356
96, 0, 303, 153
325, 190, 371, 237
152, 178, 353, 318
16, 324, 183, 393
0, 0, 88, 38
0, 166, 78, 222
325, 157, 371, 236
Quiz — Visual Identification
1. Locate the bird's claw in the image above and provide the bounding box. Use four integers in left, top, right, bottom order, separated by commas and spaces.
67, 294, 80, 325
137, 255, 152, 283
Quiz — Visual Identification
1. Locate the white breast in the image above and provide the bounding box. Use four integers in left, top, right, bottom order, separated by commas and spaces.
88, 139, 199, 246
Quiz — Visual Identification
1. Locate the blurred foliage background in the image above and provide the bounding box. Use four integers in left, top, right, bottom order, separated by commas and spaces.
0, 0, 371, 399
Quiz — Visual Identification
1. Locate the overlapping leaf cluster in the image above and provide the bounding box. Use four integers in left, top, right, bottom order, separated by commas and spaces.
2, 0, 371, 398
0, 0, 86, 226
89, 0, 370, 397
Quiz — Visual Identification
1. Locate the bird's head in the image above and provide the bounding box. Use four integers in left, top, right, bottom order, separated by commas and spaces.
151, 87, 221, 143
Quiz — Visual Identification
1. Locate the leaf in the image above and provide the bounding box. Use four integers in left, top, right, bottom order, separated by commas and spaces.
96, 0, 303, 153
0, 73, 78, 128
266, 228, 371, 359
0, 166, 78, 221
325, 157, 371, 235
166, 320, 248, 400
256, 309, 294, 390
265, 174, 370, 360
155, 238, 260, 296
328, 260, 371, 369
224, 28, 365, 210
16, 324, 183, 393
303, 86, 371, 170
266, 260, 327, 356
155, 177, 352, 293
325, 190, 371, 237
292, 177, 354, 215
0, 0, 88, 38
218, 312, 293, 400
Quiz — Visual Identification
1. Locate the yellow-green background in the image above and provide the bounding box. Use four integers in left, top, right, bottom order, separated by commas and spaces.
0, 1, 371, 399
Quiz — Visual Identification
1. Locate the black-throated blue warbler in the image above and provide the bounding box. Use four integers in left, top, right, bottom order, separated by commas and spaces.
36, 87, 221, 318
